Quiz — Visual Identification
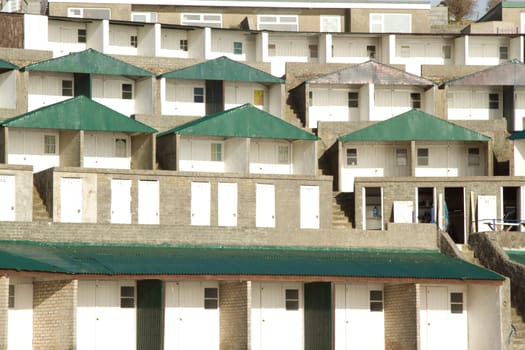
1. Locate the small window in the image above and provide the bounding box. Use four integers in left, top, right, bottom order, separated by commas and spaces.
348, 92, 359, 108
8, 285, 14, 309
450, 292, 463, 314
44, 135, 56, 154
308, 91, 313, 105
489, 93, 499, 110
417, 148, 428, 166
366, 45, 376, 59
370, 290, 383, 312
278, 145, 289, 164
130, 35, 138, 48
122, 84, 133, 100
233, 41, 243, 55
211, 143, 222, 161
115, 138, 127, 157
468, 147, 480, 166
180, 39, 188, 51
253, 90, 264, 106
499, 46, 508, 60
194, 87, 204, 103
396, 148, 407, 166
62, 80, 73, 96
285, 289, 299, 310
442, 45, 451, 59
410, 93, 421, 109
309, 44, 318, 58
400, 45, 410, 58
346, 148, 357, 166
268, 43, 276, 56
78, 29, 87, 43
204, 287, 219, 309
120, 286, 135, 308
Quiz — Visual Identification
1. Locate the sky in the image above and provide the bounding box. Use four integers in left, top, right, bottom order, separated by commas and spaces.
430, 0, 491, 20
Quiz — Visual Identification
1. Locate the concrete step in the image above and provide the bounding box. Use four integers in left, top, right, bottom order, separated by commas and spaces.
332, 192, 353, 229
32, 185, 51, 222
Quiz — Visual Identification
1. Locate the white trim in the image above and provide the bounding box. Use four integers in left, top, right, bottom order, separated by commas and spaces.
181, 12, 222, 27
67, 7, 111, 19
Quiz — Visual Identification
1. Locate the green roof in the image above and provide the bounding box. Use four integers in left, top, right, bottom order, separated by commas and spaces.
22, 49, 153, 77
506, 250, 525, 265
509, 131, 525, 140
338, 109, 491, 142
0, 96, 157, 133
160, 56, 283, 83
0, 58, 18, 70
0, 240, 503, 281
158, 103, 318, 140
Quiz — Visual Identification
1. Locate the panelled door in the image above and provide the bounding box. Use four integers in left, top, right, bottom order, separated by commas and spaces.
256, 184, 275, 228
111, 179, 132, 224
0, 175, 15, 221
60, 178, 82, 223
138, 180, 159, 224
218, 182, 237, 227
300, 185, 319, 229
191, 182, 211, 226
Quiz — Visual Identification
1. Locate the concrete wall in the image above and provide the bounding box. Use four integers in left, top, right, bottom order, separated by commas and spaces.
0, 13, 23, 49
0, 164, 34, 222
219, 281, 248, 350
384, 284, 418, 350
349, 8, 430, 33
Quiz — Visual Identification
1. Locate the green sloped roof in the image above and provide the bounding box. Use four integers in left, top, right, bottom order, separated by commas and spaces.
160, 56, 283, 83
158, 103, 318, 140
0, 96, 157, 133
22, 49, 153, 77
444, 59, 525, 86
0, 240, 503, 281
509, 131, 525, 140
506, 250, 525, 265
0, 58, 18, 70
338, 109, 491, 142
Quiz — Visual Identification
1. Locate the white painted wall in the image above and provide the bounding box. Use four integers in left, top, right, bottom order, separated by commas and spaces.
24, 14, 48, 51
391, 37, 453, 76
267, 36, 311, 77
135, 77, 153, 115
514, 140, 525, 176
27, 71, 74, 111
447, 87, 502, 121
467, 36, 509, 66
467, 285, 503, 350
209, 30, 255, 61
84, 132, 131, 169
106, 24, 138, 56
373, 86, 417, 121
0, 175, 15, 221
454, 36, 467, 66
249, 140, 292, 174
330, 36, 380, 64
159, 27, 190, 58
224, 138, 247, 173
162, 78, 206, 116
179, 137, 226, 172
0, 70, 16, 109
292, 140, 317, 176
269, 83, 283, 118
137, 24, 155, 56
48, 20, 87, 57
86, 20, 104, 52
92, 75, 135, 116
514, 88, 525, 131
188, 28, 206, 59
8, 128, 60, 172
8, 279, 33, 350
224, 81, 267, 111
308, 86, 358, 128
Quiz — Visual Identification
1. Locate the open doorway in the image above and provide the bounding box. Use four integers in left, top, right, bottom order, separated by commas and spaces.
445, 187, 465, 244
417, 187, 435, 223
502, 187, 519, 231
364, 187, 382, 230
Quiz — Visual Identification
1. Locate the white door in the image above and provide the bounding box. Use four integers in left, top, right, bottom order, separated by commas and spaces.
138, 180, 159, 224
256, 184, 275, 228
218, 182, 237, 227
191, 182, 211, 226
111, 179, 131, 224
300, 185, 319, 229
8, 282, 33, 350
61, 178, 82, 223
0, 175, 15, 221
477, 195, 497, 232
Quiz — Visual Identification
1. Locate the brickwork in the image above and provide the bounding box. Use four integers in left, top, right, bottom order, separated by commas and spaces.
0, 276, 9, 349
32, 280, 77, 350
0, 13, 23, 49
384, 284, 418, 350
219, 281, 248, 350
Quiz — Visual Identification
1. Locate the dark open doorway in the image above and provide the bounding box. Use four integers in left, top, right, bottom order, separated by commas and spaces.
445, 187, 465, 244
503, 187, 519, 231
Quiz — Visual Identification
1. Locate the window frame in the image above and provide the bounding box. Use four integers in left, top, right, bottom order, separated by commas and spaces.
43, 134, 57, 155
8, 284, 14, 309
233, 41, 243, 55
396, 148, 408, 166
499, 46, 509, 60
468, 147, 480, 166
285, 288, 299, 311
181, 13, 223, 28
309, 44, 319, 59
193, 87, 204, 103
366, 45, 376, 59
489, 93, 499, 110
442, 45, 452, 59
346, 148, 358, 166
417, 148, 429, 166
130, 35, 138, 48
370, 13, 412, 33
122, 83, 133, 100
180, 39, 188, 51
211, 142, 223, 161
77, 29, 87, 43
450, 292, 464, 314
114, 138, 128, 158
278, 144, 290, 164
370, 290, 383, 312
62, 80, 73, 97
204, 287, 219, 309
348, 92, 359, 108
258, 14, 299, 31
120, 285, 135, 308
410, 92, 421, 109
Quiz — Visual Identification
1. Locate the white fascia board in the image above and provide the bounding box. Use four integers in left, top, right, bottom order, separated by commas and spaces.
49, 0, 430, 10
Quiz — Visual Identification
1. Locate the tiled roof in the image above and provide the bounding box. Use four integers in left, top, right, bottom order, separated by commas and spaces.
444, 59, 525, 86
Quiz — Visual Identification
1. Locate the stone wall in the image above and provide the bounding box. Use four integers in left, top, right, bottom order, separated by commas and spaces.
219, 281, 248, 350
0, 276, 8, 349
384, 284, 418, 350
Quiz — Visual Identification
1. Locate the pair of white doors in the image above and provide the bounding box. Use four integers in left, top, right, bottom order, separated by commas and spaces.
191, 182, 238, 226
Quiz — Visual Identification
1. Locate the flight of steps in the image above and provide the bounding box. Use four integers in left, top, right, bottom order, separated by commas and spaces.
511, 307, 525, 350
456, 244, 481, 265
32, 185, 51, 222
332, 192, 353, 229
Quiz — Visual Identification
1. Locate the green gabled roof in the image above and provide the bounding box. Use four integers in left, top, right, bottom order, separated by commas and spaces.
444, 59, 525, 86
22, 49, 153, 77
509, 130, 525, 140
158, 103, 318, 140
338, 109, 491, 142
506, 250, 525, 266
160, 56, 283, 83
0, 58, 18, 70
0, 96, 157, 133
0, 240, 503, 281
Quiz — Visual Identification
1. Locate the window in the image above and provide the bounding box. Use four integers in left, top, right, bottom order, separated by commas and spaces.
308, 91, 313, 105
120, 286, 135, 308
68, 7, 111, 20
130, 35, 138, 48
309, 44, 318, 58
131, 11, 157, 23
211, 143, 222, 161
78, 29, 86, 43
233, 42, 243, 55
346, 148, 357, 166
278, 145, 289, 164
417, 148, 429, 166
442, 45, 452, 59
468, 147, 480, 166
410, 93, 421, 109
204, 287, 219, 309
450, 292, 463, 314
499, 46, 508, 60
44, 135, 56, 154
62, 80, 73, 96
320, 16, 341, 32
285, 289, 299, 310
122, 84, 133, 100
180, 39, 188, 51
181, 13, 222, 28
194, 87, 204, 103
400, 45, 410, 58
396, 148, 407, 166
370, 290, 383, 312
370, 13, 411, 33
253, 90, 264, 106
258, 15, 298, 31
268, 43, 276, 56
489, 93, 499, 109
115, 138, 127, 157
8, 285, 14, 309
348, 92, 359, 108
367, 45, 376, 59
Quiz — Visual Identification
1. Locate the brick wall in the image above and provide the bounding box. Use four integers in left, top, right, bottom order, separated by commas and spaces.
384, 284, 418, 350
219, 281, 248, 350
33, 280, 77, 350
0, 276, 8, 349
